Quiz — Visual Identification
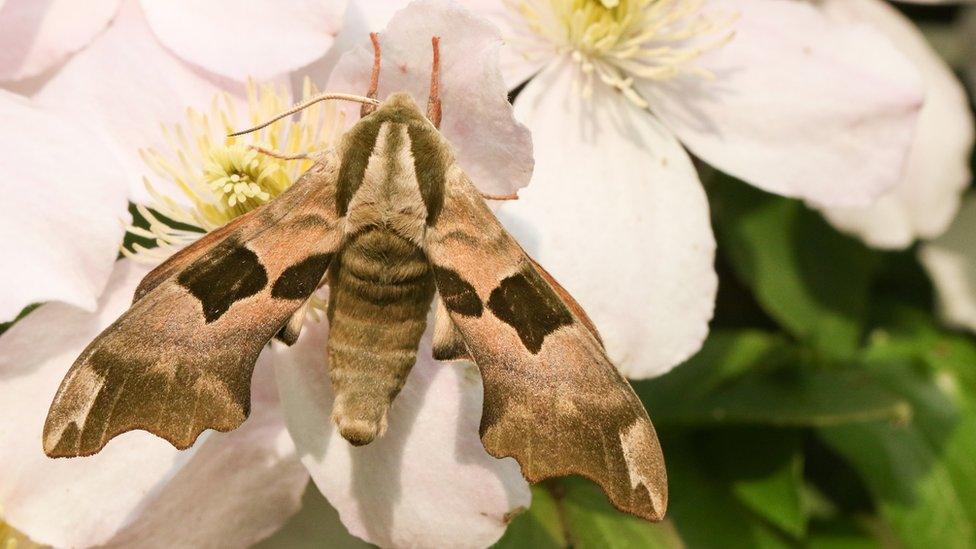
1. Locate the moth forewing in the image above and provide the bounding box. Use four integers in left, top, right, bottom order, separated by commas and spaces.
43, 155, 345, 457
425, 166, 668, 522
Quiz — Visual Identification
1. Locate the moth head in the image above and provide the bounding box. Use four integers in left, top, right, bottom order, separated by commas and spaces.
363, 92, 437, 130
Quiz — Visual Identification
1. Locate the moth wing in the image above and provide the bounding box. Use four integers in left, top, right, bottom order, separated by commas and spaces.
132, 205, 262, 302
426, 167, 667, 521
44, 152, 345, 458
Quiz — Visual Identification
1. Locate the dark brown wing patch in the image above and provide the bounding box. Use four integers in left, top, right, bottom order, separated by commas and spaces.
133, 206, 261, 303
178, 244, 269, 323
486, 266, 573, 354
432, 265, 483, 317
272, 253, 333, 299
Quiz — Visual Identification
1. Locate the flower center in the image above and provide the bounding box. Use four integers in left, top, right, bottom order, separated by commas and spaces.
203, 143, 287, 214
513, 0, 735, 106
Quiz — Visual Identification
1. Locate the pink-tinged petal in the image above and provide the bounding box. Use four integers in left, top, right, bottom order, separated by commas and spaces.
139, 0, 346, 81
0, 0, 120, 82
463, 0, 553, 87
326, 0, 533, 195
919, 195, 976, 333
35, 0, 248, 204
499, 61, 717, 379
818, 0, 974, 249
288, 1, 404, 94
639, 0, 924, 208
0, 260, 307, 548
272, 319, 531, 548
0, 90, 128, 322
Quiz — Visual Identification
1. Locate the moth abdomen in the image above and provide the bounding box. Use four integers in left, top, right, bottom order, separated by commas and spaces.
326, 228, 435, 446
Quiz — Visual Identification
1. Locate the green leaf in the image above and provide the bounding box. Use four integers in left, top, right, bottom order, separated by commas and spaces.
559, 478, 683, 549
493, 486, 565, 549
636, 330, 910, 427
254, 484, 370, 549
807, 517, 890, 549
704, 429, 807, 538
708, 174, 880, 357
0, 302, 41, 336
665, 433, 793, 549
819, 359, 976, 548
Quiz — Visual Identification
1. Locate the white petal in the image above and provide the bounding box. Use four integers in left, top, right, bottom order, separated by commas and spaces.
0, 260, 307, 548
272, 319, 531, 548
463, 0, 552, 87
0, 90, 129, 321
0, 0, 120, 82
499, 61, 717, 379
289, 0, 410, 92
640, 0, 924, 208
919, 195, 976, 333
326, 0, 533, 195
35, 0, 249, 204
139, 0, 347, 81
818, 0, 974, 249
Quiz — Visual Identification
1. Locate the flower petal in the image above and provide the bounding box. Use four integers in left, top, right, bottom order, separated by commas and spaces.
326, 0, 533, 195
919, 195, 976, 333
639, 0, 924, 208
499, 61, 717, 379
272, 318, 531, 548
35, 0, 248, 204
0, 0, 120, 82
0, 260, 307, 548
818, 0, 974, 249
139, 0, 347, 81
463, 0, 552, 87
0, 90, 129, 321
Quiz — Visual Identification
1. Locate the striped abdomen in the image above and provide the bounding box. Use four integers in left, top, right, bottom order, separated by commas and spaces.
326, 227, 434, 445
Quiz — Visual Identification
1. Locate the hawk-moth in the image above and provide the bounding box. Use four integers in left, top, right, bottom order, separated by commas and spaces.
43, 35, 667, 522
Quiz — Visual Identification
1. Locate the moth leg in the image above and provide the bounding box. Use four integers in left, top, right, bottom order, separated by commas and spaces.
248, 145, 309, 161
361, 32, 381, 118
426, 36, 442, 129
432, 295, 473, 361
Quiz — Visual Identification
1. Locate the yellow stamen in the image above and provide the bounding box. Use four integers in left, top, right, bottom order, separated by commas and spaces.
125, 77, 344, 316
510, 0, 736, 106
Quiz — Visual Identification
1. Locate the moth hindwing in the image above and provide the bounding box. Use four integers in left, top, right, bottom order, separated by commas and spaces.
44, 81, 666, 523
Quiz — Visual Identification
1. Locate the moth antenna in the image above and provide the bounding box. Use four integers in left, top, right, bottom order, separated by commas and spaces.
427, 36, 442, 129
248, 145, 309, 161
227, 93, 380, 137
480, 192, 519, 201
361, 32, 381, 118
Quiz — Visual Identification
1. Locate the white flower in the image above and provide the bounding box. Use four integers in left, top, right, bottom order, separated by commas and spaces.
817, 0, 975, 250
413, 0, 925, 378
0, 0, 345, 84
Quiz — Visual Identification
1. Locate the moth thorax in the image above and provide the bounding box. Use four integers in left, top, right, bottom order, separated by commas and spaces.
325, 227, 435, 446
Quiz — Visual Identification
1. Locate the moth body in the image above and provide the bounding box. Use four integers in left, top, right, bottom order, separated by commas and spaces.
326, 98, 444, 444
